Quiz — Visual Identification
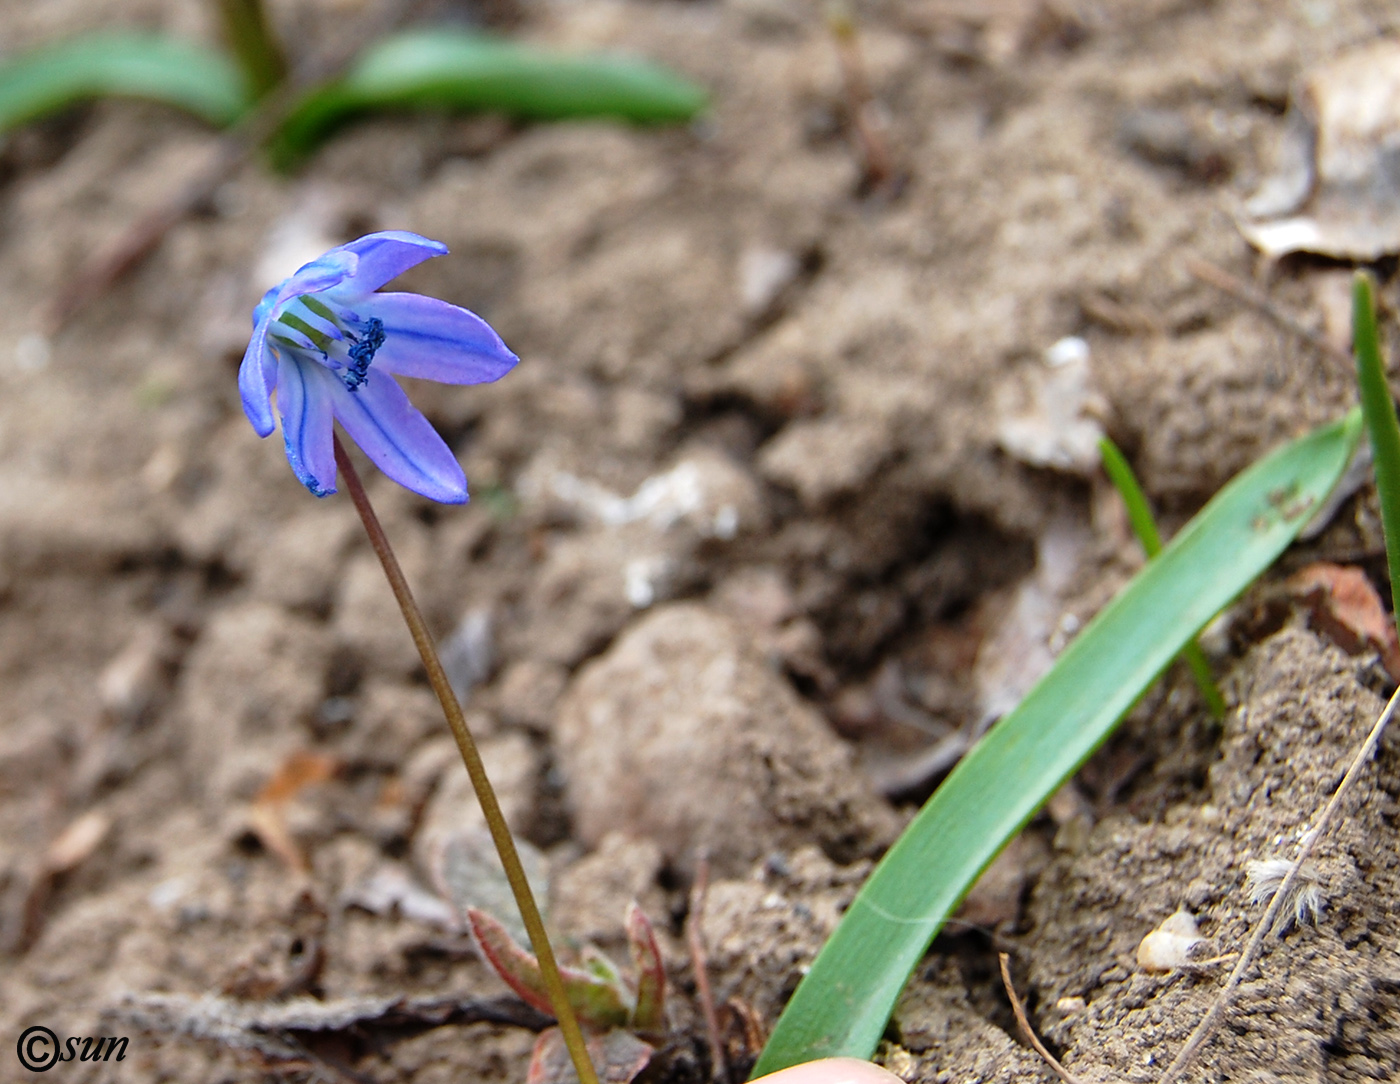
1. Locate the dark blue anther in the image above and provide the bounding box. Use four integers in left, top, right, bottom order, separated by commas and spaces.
342, 317, 385, 392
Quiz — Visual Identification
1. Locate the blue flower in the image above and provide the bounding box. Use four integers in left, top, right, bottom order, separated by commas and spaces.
239, 230, 518, 503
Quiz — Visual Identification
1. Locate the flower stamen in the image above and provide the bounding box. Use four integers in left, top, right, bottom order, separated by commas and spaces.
343, 317, 385, 391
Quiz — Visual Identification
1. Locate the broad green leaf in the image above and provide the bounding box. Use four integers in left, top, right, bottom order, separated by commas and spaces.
753, 408, 1364, 1077
269, 29, 707, 167
0, 33, 250, 134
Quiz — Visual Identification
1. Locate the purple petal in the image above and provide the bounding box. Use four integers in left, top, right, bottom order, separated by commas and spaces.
242, 251, 359, 436
252, 284, 280, 328
276, 355, 338, 497
274, 249, 357, 309
239, 318, 277, 436
327, 367, 467, 503
360, 292, 519, 385
334, 231, 448, 294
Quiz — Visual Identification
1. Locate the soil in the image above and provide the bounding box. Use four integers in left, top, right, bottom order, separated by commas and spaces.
2, 0, 1400, 1082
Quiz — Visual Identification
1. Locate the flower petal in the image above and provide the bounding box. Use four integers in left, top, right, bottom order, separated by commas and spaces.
276, 354, 338, 497
239, 317, 278, 436
328, 367, 467, 503
273, 249, 358, 311
360, 292, 519, 384
252, 284, 280, 328
334, 231, 448, 294
242, 251, 359, 436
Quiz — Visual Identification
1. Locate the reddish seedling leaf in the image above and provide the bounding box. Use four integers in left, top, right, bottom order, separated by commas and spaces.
468, 907, 556, 1016
467, 908, 631, 1028
625, 902, 666, 1032
1288, 562, 1400, 679
527, 1027, 654, 1084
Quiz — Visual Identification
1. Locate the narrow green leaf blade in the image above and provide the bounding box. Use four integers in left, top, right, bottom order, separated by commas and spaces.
1099, 435, 1225, 718
270, 29, 707, 166
1353, 272, 1400, 640
753, 408, 1364, 1077
1098, 435, 1165, 556
0, 33, 250, 133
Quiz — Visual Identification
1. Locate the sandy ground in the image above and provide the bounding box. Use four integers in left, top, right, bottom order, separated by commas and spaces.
2, 0, 1400, 1080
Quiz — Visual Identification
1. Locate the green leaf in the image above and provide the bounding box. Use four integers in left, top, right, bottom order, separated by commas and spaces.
1353, 272, 1400, 640
0, 33, 250, 134
1098, 435, 1165, 555
752, 408, 1365, 1077
1099, 435, 1225, 719
268, 29, 707, 167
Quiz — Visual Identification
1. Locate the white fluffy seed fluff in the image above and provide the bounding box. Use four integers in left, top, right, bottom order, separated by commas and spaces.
1244, 858, 1325, 932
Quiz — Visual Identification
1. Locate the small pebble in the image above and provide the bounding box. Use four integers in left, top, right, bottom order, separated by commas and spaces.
1137, 907, 1205, 972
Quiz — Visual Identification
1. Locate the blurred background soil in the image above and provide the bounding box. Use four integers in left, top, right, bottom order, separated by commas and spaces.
2, 0, 1400, 1080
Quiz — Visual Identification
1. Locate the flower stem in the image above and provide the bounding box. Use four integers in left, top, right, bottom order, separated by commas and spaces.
332, 436, 600, 1084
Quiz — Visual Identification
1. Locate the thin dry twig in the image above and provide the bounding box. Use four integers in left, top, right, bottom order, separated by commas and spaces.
1184, 255, 1352, 372
824, 0, 896, 193
46, 0, 426, 332
1154, 680, 1400, 1084
998, 953, 1088, 1084
688, 853, 729, 1083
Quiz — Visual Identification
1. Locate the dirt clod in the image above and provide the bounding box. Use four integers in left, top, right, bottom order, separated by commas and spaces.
555, 603, 898, 876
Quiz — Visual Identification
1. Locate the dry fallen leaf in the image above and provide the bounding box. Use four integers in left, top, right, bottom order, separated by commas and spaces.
3, 808, 114, 953
995, 337, 1105, 475
1239, 38, 1400, 259
527, 1027, 654, 1084
973, 516, 1091, 725
247, 751, 339, 873
113, 990, 550, 1068
432, 823, 551, 945
44, 808, 112, 873
1287, 562, 1400, 680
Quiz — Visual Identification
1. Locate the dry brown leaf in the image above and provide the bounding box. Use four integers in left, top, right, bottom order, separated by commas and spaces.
113, 990, 551, 1068
1288, 562, 1400, 680
44, 808, 112, 873
248, 751, 340, 873
526, 1027, 654, 1084
4, 808, 115, 953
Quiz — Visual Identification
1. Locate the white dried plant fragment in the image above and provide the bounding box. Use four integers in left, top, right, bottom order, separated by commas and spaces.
1244, 857, 1325, 933
1238, 38, 1400, 260
995, 337, 1105, 475
1136, 908, 1206, 973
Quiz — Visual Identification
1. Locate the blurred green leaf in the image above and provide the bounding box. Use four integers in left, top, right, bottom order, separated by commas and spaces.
0, 33, 250, 135
752, 407, 1364, 1077
269, 28, 707, 167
